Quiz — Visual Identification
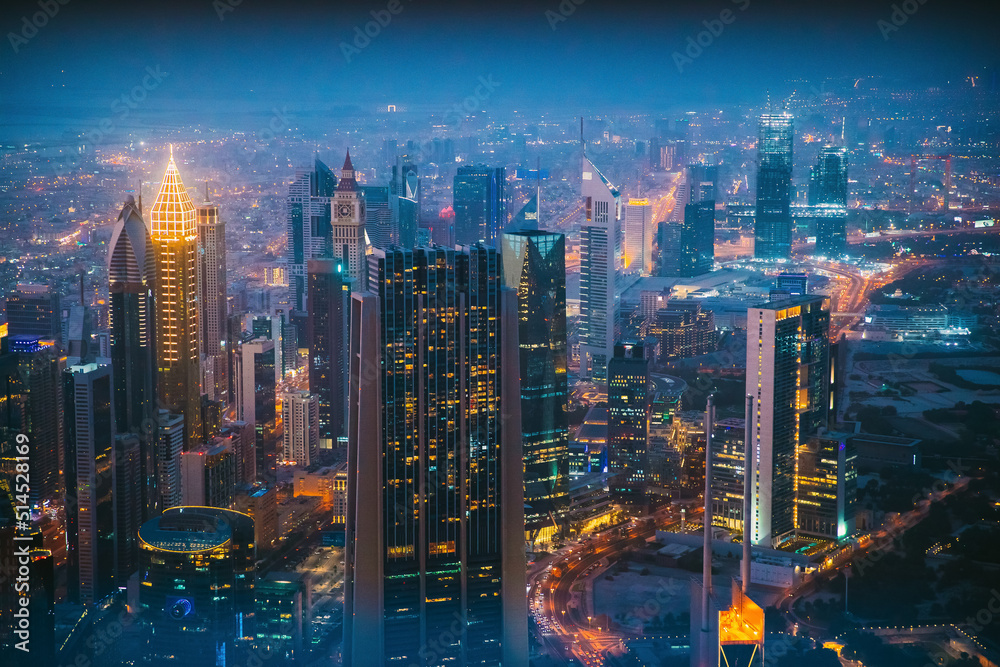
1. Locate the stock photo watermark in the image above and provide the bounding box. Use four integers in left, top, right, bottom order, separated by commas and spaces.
672, 0, 751, 74
7, 0, 70, 54
877, 0, 930, 40
340, 0, 412, 63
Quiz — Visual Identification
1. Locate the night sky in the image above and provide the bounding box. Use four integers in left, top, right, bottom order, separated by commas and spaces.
1, 0, 996, 133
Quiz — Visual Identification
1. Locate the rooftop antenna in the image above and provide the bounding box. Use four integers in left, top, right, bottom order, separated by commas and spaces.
205, 181, 210, 203
137, 180, 142, 213
79, 274, 85, 306
169, 143, 174, 160
580, 116, 585, 155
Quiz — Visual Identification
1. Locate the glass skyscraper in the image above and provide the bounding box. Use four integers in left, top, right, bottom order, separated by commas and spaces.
680, 200, 715, 276
501, 229, 570, 519
810, 145, 849, 257
345, 245, 526, 667
453, 165, 506, 245
286, 158, 336, 312
755, 112, 794, 260
306, 258, 346, 449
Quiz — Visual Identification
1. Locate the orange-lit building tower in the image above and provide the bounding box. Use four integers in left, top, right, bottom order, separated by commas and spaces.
149, 149, 202, 448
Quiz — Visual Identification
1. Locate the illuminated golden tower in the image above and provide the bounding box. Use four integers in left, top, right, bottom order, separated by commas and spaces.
149, 147, 202, 448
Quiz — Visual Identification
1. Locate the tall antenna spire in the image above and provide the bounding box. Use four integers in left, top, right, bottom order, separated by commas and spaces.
169, 143, 174, 160
205, 181, 210, 203
580, 116, 585, 155
138, 179, 142, 213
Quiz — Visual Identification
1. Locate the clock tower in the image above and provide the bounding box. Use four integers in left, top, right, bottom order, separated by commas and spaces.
332, 150, 368, 289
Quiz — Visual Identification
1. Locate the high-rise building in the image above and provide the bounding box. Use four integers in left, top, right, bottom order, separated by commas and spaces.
501, 229, 570, 519
679, 200, 715, 276
255, 572, 310, 664
687, 163, 719, 204
745, 295, 830, 547
157, 410, 184, 510
5, 284, 60, 344
1, 336, 64, 505
453, 165, 506, 245
624, 198, 653, 276
63, 362, 116, 605
390, 159, 420, 248
580, 154, 621, 382
197, 187, 229, 405
235, 338, 277, 478
359, 183, 392, 249
137, 506, 255, 667
656, 300, 716, 359
181, 440, 236, 509
235, 484, 277, 552
755, 112, 794, 260
710, 417, 746, 532
113, 433, 142, 582
108, 195, 158, 519
286, 158, 337, 312
251, 314, 288, 383
221, 420, 256, 485
607, 343, 649, 500
509, 191, 539, 232
331, 152, 368, 289
810, 146, 849, 257
306, 259, 346, 449
796, 430, 857, 540
281, 390, 319, 467
345, 245, 526, 667
149, 151, 202, 447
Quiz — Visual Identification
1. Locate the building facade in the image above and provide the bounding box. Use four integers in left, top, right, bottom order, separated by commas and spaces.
197, 190, 228, 404
755, 112, 794, 260
607, 343, 649, 500
286, 158, 336, 312
306, 259, 346, 449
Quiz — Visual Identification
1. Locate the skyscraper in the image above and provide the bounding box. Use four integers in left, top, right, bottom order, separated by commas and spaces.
137, 506, 255, 667
680, 200, 715, 276
306, 259, 346, 449
108, 195, 158, 518
810, 145, 849, 257
745, 295, 830, 547
235, 338, 276, 478
453, 165, 506, 245
281, 390, 318, 467
286, 158, 337, 312
345, 245, 526, 667
149, 150, 202, 447
390, 158, 419, 248
331, 151, 368, 289
624, 198, 653, 276
180, 440, 236, 509
509, 191, 539, 232
607, 343, 649, 500
501, 229, 570, 518
197, 187, 229, 405
796, 430, 856, 540
359, 183, 392, 249
687, 163, 719, 204
580, 154, 621, 382
5, 284, 60, 344
63, 362, 115, 605
755, 112, 794, 260
157, 410, 184, 510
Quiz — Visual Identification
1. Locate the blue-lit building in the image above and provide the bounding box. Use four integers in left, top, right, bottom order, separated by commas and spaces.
810, 145, 849, 256
453, 165, 506, 245
286, 158, 337, 312
345, 245, 526, 667
755, 112, 794, 260
501, 229, 570, 520
306, 258, 346, 449
607, 342, 649, 500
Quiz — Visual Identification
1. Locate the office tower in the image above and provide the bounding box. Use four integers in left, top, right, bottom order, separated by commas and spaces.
680, 201, 715, 276
607, 343, 649, 500
251, 314, 287, 383
453, 164, 506, 245
331, 151, 368, 288
2, 337, 63, 505
113, 433, 142, 583
307, 259, 346, 449
745, 295, 830, 547
656, 300, 716, 359
360, 183, 392, 249
222, 420, 256, 485
63, 362, 115, 605
287, 158, 337, 311
281, 390, 319, 467
580, 154, 621, 382
624, 198, 653, 276
687, 163, 719, 204
137, 506, 255, 667
501, 229, 570, 518
5, 284, 60, 344
755, 112, 794, 260
235, 338, 277, 478
382, 138, 397, 171
796, 430, 857, 540
149, 151, 202, 447
710, 418, 746, 532
657, 220, 681, 278
255, 572, 310, 664
810, 146, 849, 256
157, 410, 184, 509
181, 440, 236, 508
108, 195, 158, 518
235, 484, 277, 552
648, 136, 660, 170
197, 187, 229, 405
391, 159, 420, 248
345, 245, 527, 667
